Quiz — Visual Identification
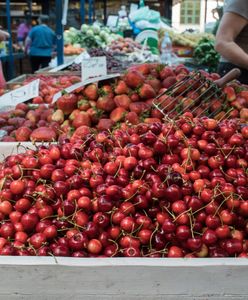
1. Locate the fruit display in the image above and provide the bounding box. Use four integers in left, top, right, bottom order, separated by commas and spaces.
0, 64, 247, 142
0, 115, 246, 257
68, 48, 124, 73
158, 29, 215, 49
107, 37, 143, 55
64, 25, 118, 50
64, 44, 85, 56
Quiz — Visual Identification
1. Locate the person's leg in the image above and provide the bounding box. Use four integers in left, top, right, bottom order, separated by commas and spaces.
30, 56, 41, 73
40, 56, 51, 69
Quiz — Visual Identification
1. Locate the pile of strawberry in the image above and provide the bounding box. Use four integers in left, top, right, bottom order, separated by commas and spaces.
0, 63, 247, 142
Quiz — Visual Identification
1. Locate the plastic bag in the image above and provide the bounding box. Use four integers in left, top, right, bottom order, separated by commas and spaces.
129, 7, 160, 24
135, 20, 161, 30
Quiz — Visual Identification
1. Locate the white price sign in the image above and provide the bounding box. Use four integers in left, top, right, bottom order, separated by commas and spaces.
0, 79, 40, 107
49, 51, 90, 73
81, 56, 107, 83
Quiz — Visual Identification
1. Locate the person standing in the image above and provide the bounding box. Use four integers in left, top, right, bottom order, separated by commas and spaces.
26, 15, 56, 73
17, 20, 31, 48
215, 0, 248, 84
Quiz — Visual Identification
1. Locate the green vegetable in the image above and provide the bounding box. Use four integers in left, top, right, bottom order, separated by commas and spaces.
193, 37, 220, 72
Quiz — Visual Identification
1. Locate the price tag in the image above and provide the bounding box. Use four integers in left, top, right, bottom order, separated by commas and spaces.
81, 56, 107, 83
49, 51, 90, 73
52, 74, 120, 103
0, 79, 40, 108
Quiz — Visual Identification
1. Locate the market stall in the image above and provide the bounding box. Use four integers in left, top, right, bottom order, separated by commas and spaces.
0, 0, 247, 299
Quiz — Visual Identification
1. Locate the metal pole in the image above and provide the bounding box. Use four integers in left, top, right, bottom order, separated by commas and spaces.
103, 0, 107, 25
88, 0, 93, 24
80, 0, 85, 24
204, 0, 208, 25
6, 0, 14, 79
27, 0, 32, 22
55, 0, 64, 66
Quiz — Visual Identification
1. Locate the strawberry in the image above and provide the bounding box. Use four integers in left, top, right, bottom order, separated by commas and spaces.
210, 73, 220, 80
146, 77, 162, 93
15, 126, 32, 142
15, 103, 28, 113
70, 125, 91, 143
187, 91, 200, 100
96, 95, 116, 112
69, 109, 81, 121
145, 99, 154, 107
134, 64, 150, 75
51, 109, 64, 124
129, 102, 149, 115
240, 90, 248, 103
125, 112, 139, 125
154, 95, 174, 111
78, 99, 91, 111
231, 97, 246, 110
224, 86, 236, 102
72, 111, 91, 128
83, 84, 98, 100
125, 70, 145, 88
2, 136, 16, 142
240, 108, 248, 120
139, 84, 156, 99
57, 93, 78, 115
30, 127, 57, 142
162, 76, 177, 89
61, 120, 70, 133
159, 66, 175, 80
114, 95, 131, 110
151, 108, 164, 120
175, 65, 189, 75
87, 107, 103, 124
130, 92, 140, 102
110, 107, 127, 122
144, 118, 162, 124
97, 119, 114, 131
114, 80, 130, 95
101, 85, 113, 96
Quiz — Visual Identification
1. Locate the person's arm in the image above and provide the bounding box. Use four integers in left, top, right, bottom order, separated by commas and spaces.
215, 12, 248, 68
0, 30, 10, 41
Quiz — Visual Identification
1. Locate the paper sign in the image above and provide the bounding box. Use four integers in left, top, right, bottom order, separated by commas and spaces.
73, 51, 90, 64
107, 15, 119, 28
52, 74, 120, 103
49, 52, 90, 73
0, 79, 40, 107
81, 56, 107, 83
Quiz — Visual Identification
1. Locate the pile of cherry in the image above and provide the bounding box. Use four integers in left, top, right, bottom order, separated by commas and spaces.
0, 114, 247, 257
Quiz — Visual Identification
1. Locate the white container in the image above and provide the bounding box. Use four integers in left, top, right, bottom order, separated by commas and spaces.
0, 144, 247, 299
0, 257, 247, 299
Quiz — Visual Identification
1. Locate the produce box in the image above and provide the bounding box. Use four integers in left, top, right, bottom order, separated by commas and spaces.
0, 257, 246, 299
